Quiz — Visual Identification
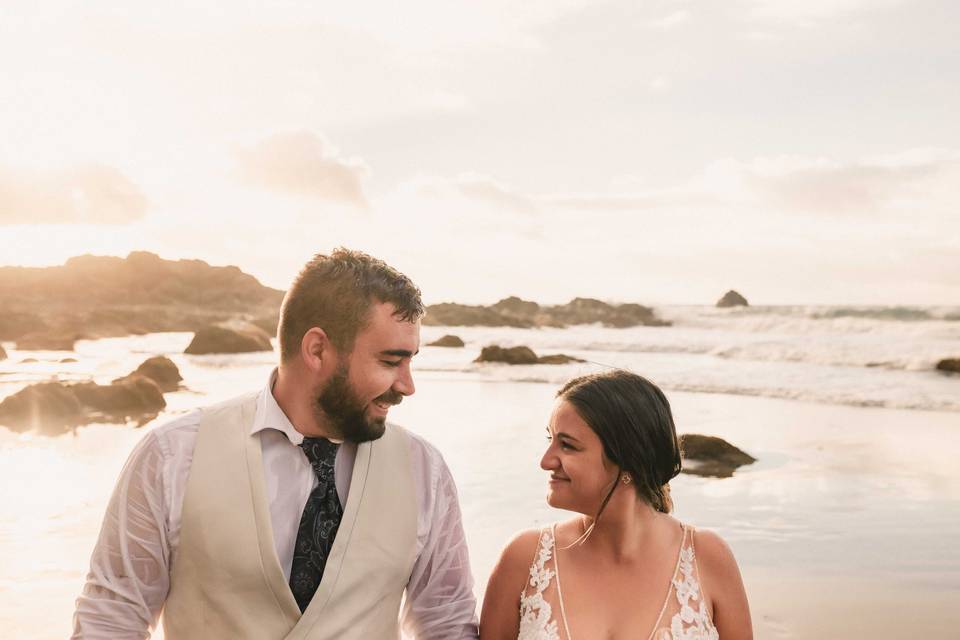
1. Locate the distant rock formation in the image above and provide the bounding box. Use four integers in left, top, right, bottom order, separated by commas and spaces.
428, 334, 465, 348
184, 325, 273, 355
424, 296, 669, 328
716, 290, 749, 308
474, 345, 585, 365
0, 252, 284, 341
679, 434, 756, 478
113, 356, 183, 392
15, 332, 79, 351
936, 358, 960, 374
0, 355, 185, 435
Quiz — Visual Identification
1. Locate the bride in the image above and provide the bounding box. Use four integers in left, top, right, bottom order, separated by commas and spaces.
480, 370, 752, 639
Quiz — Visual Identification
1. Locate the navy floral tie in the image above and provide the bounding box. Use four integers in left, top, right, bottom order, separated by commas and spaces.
289, 437, 343, 612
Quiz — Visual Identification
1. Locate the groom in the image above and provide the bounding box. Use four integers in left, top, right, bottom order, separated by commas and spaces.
72, 249, 479, 639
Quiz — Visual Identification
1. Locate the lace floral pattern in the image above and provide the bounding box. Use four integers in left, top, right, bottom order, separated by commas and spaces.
518, 529, 560, 640
660, 544, 719, 640
516, 524, 719, 640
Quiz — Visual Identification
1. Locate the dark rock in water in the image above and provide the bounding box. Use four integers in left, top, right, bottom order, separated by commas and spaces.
679, 434, 756, 478
0, 377, 167, 435
936, 358, 960, 374
475, 345, 585, 365
184, 325, 273, 354
72, 377, 166, 418
15, 332, 79, 351
536, 354, 586, 365
20, 358, 39, 363
113, 356, 183, 392
60, 357, 78, 363
428, 335, 465, 348
0, 382, 87, 435
716, 290, 749, 308
476, 345, 539, 365
0, 345, 6, 360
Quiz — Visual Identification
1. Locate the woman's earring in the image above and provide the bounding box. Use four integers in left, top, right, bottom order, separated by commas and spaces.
622, 475, 631, 485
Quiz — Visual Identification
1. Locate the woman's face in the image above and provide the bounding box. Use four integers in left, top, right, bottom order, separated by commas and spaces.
541, 399, 619, 514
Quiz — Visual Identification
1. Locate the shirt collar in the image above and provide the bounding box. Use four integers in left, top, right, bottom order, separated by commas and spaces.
251, 368, 306, 445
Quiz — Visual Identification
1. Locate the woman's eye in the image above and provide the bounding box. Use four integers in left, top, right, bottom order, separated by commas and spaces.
559, 441, 573, 451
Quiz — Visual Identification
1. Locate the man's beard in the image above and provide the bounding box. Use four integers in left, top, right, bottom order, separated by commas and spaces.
314, 364, 401, 443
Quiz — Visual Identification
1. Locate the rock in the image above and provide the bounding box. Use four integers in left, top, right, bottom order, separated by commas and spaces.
475, 345, 539, 365
250, 312, 280, 337
536, 354, 586, 365
423, 297, 669, 328
679, 434, 756, 478
72, 377, 166, 419
0, 345, 6, 360
59, 357, 78, 363
428, 335, 465, 348
113, 356, 183, 392
716, 290, 749, 308
423, 303, 534, 328
0, 382, 87, 435
20, 358, 38, 363
184, 325, 273, 354
936, 358, 960, 374
15, 332, 78, 351
475, 345, 585, 365
0, 311, 48, 341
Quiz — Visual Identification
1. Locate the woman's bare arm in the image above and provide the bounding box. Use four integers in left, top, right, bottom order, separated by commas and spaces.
479, 529, 541, 640
695, 528, 753, 640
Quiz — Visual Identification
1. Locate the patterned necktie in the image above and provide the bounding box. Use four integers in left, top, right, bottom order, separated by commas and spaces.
289, 437, 343, 613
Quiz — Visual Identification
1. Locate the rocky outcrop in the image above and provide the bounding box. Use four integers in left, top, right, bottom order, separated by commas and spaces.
0, 356, 183, 434
15, 332, 79, 351
936, 358, 960, 374
0, 382, 86, 435
716, 290, 749, 308
424, 296, 669, 328
679, 434, 755, 478
474, 345, 585, 365
0, 252, 284, 341
112, 356, 183, 392
0, 345, 6, 360
427, 335, 465, 348
184, 325, 273, 355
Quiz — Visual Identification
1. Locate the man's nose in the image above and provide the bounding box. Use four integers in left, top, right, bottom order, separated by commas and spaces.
393, 362, 415, 397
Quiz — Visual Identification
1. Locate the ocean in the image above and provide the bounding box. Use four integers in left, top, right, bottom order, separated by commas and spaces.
1, 304, 959, 638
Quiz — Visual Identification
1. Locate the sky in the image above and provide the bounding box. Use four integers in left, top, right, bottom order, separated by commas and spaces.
0, 0, 958, 305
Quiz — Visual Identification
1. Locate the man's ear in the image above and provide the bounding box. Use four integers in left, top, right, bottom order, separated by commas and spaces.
300, 327, 331, 374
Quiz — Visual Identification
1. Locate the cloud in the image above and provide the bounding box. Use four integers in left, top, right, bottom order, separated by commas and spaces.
704, 149, 960, 214
746, 0, 905, 23
236, 132, 369, 206
0, 164, 147, 224
648, 10, 691, 30
414, 173, 539, 215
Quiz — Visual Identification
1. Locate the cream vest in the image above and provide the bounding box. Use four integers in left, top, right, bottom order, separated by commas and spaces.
163, 392, 418, 639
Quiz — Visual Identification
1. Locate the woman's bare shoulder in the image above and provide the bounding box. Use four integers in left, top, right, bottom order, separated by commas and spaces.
691, 527, 745, 589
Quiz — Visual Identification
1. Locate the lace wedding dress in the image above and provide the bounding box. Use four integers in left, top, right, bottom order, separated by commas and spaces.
517, 524, 719, 640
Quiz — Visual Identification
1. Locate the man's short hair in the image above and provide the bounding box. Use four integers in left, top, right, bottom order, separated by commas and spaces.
278, 248, 424, 362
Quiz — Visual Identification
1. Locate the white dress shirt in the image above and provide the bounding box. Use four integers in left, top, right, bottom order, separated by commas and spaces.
72, 371, 478, 639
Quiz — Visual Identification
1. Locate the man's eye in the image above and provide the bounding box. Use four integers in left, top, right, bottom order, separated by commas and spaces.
381, 360, 402, 368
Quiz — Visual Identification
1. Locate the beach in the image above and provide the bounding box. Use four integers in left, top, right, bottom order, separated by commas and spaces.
2, 309, 959, 638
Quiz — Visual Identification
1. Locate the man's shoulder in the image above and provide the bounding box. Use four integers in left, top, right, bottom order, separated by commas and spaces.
389, 423, 446, 466
148, 391, 261, 452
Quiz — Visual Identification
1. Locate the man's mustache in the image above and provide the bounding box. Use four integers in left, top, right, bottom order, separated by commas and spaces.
374, 391, 403, 406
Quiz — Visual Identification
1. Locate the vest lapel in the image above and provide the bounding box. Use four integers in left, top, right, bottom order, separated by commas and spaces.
244, 411, 302, 624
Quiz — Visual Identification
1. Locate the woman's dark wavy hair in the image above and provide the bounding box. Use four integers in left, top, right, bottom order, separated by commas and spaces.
557, 369, 682, 518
